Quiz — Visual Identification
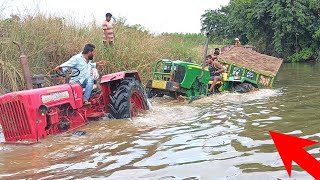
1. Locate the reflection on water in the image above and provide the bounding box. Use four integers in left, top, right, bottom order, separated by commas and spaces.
0, 63, 319, 179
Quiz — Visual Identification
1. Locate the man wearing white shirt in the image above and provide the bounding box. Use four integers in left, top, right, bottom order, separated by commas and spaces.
54, 44, 105, 105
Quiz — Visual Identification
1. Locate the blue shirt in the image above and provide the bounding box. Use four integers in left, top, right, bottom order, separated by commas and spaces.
60, 52, 96, 84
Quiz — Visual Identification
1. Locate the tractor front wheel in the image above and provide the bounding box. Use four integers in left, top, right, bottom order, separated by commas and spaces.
109, 78, 149, 119
146, 88, 164, 98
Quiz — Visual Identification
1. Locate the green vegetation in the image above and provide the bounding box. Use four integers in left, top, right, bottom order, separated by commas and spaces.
201, 0, 320, 62
0, 13, 206, 92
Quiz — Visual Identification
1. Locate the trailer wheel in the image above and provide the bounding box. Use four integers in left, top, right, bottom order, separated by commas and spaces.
232, 83, 256, 93
109, 78, 149, 119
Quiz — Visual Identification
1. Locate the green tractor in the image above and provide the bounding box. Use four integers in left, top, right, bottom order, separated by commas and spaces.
146, 59, 210, 99
146, 47, 283, 99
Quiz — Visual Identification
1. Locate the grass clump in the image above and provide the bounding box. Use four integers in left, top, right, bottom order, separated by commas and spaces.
0, 12, 207, 93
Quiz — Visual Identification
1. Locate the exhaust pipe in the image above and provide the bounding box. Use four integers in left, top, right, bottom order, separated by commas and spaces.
13, 41, 33, 90
199, 33, 210, 80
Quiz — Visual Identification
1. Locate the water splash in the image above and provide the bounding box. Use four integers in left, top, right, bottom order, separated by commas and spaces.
0, 127, 4, 143
191, 88, 282, 106
134, 102, 201, 126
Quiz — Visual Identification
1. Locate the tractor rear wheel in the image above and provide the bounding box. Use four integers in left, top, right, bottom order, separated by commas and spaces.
109, 78, 149, 119
232, 82, 256, 93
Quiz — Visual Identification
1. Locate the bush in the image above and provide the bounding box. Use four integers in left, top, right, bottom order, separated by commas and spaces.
287, 48, 314, 62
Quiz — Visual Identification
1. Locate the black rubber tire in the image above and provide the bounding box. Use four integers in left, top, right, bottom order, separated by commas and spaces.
109, 78, 149, 119
146, 88, 154, 98
232, 82, 256, 93
156, 92, 164, 97
146, 88, 164, 98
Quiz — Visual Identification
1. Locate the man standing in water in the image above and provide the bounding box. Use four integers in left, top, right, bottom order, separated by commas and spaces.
102, 13, 115, 47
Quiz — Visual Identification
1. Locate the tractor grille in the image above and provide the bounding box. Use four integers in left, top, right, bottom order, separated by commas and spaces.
0, 100, 31, 140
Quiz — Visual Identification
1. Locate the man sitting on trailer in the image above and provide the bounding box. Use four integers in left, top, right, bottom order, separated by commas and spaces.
54, 43, 105, 105
206, 54, 225, 95
234, 38, 241, 47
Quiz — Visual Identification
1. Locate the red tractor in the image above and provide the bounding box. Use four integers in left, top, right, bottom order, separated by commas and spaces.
0, 66, 149, 143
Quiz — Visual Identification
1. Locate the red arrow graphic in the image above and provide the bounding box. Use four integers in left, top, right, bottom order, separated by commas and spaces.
269, 131, 320, 179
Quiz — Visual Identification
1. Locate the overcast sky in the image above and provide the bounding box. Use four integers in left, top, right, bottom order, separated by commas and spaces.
2, 0, 230, 34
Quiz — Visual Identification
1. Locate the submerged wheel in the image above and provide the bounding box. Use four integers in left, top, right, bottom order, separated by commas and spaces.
109, 78, 149, 119
156, 92, 164, 97
146, 88, 164, 98
146, 88, 154, 98
232, 82, 256, 93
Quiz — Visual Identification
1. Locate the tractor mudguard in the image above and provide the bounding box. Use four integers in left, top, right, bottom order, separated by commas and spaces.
100, 70, 141, 83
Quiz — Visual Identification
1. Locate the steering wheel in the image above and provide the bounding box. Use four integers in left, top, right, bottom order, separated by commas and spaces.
56, 66, 80, 78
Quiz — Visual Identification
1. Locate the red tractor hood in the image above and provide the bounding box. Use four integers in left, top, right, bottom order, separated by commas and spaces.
0, 83, 83, 142
0, 83, 83, 109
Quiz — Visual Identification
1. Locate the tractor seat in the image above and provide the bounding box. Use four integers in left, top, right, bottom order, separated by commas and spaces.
32, 74, 46, 88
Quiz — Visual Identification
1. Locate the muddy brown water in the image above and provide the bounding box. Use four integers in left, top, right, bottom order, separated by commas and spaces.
0, 63, 319, 180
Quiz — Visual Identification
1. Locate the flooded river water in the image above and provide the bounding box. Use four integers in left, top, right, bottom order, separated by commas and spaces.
0, 63, 319, 179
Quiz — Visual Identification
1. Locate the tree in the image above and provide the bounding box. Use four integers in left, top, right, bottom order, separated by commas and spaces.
251, 0, 320, 60
200, 9, 228, 42
201, 0, 320, 62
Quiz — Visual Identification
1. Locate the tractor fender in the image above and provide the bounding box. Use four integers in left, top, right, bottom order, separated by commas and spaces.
100, 70, 141, 84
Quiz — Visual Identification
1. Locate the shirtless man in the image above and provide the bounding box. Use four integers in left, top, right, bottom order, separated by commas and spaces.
206, 54, 225, 94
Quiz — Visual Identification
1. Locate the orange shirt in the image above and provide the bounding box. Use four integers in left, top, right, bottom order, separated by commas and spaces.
102, 20, 114, 42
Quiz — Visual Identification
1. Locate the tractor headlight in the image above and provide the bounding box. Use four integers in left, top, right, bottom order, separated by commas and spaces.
39, 105, 50, 115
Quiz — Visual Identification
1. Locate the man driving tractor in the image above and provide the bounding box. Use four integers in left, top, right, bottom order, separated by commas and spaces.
54, 43, 105, 105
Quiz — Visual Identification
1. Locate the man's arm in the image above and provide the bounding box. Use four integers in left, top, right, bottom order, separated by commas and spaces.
102, 21, 108, 42
54, 57, 77, 71
215, 61, 225, 73
90, 60, 105, 68
96, 60, 105, 66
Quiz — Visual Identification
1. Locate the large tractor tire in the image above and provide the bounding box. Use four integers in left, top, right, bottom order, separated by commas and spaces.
109, 78, 149, 119
232, 82, 256, 93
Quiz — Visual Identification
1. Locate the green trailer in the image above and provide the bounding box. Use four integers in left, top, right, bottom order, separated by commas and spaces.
215, 59, 278, 93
